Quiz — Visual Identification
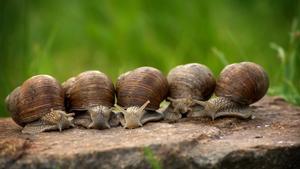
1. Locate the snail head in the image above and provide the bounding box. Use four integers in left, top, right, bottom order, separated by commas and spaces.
191, 100, 218, 120
167, 97, 195, 115
47, 109, 75, 132
114, 100, 150, 129
88, 106, 113, 129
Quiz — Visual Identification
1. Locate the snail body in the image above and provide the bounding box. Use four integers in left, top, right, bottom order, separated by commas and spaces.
115, 67, 168, 129
63, 71, 116, 129
195, 62, 269, 119
164, 63, 216, 120
5, 75, 74, 134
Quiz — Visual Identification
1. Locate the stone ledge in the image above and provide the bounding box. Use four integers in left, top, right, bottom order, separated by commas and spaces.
0, 96, 300, 169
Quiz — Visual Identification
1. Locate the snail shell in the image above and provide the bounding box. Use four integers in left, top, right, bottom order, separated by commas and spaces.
196, 62, 269, 120
116, 67, 168, 110
115, 67, 168, 129
215, 62, 269, 105
63, 71, 115, 110
167, 63, 216, 101
63, 71, 116, 129
164, 63, 216, 120
5, 75, 74, 133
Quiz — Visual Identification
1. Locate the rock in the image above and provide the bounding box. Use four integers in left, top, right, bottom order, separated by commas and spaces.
0, 96, 299, 169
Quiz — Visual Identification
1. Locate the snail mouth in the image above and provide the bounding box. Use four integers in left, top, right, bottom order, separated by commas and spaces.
88, 117, 110, 129
88, 122, 110, 129
124, 120, 143, 129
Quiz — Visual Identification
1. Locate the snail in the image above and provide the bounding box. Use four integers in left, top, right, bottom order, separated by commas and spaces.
193, 62, 269, 120
164, 63, 216, 120
5, 75, 74, 134
62, 70, 117, 129
115, 67, 168, 129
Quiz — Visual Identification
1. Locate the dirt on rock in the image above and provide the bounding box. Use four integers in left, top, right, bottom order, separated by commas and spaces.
0, 96, 299, 169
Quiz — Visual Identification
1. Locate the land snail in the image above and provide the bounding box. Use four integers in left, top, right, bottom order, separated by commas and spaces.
5, 62, 269, 133
164, 63, 216, 120
5, 75, 75, 134
115, 67, 168, 129
194, 62, 269, 120
62, 71, 117, 129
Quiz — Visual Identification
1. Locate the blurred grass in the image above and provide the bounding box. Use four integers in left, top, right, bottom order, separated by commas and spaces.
269, 19, 300, 105
144, 147, 161, 169
0, 0, 300, 117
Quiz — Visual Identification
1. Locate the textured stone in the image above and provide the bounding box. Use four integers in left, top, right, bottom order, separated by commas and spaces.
0, 96, 299, 169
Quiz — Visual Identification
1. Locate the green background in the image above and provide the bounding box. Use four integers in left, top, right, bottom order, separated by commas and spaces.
1, 0, 300, 117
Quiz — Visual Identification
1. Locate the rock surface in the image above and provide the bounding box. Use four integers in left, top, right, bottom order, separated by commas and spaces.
0, 96, 300, 169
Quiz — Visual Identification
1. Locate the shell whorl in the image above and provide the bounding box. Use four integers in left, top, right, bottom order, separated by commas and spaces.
116, 67, 168, 110
167, 63, 216, 101
7, 75, 65, 127
215, 62, 269, 105
63, 70, 115, 111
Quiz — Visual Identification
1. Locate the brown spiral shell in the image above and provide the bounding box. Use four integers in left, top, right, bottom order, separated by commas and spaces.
116, 67, 168, 110
215, 62, 269, 105
167, 63, 216, 101
6, 75, 65, 127
63, 70, 115, 111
